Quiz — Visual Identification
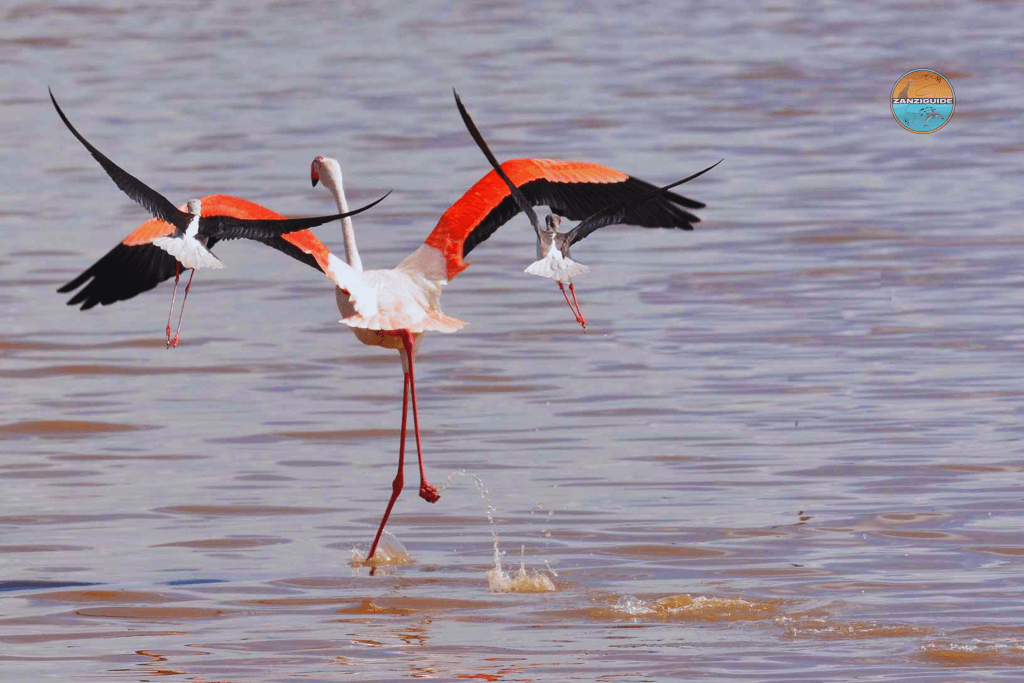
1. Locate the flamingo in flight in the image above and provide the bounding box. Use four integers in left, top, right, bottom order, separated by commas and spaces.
455, 92, 720, 329
454, 91, 718, 330
50, 89, 388, 347
303, 90, 719, 562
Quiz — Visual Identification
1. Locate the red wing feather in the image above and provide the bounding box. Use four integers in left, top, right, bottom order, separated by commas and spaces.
425, 159, 629, 280
64, 194, 332, 310
199, 194, 332, 272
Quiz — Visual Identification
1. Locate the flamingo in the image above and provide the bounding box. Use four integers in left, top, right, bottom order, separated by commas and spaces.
304, 92, 719, 561
454, 91, 720, 330
50, 89, 387, 347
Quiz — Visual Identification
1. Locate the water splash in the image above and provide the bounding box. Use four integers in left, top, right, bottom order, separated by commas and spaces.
614, 595, 657, 616
350, 531, 413, 568
442, 470, 556, 593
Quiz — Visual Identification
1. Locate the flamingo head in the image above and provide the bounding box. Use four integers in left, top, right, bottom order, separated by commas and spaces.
186, 198, 202, 216
543, 213, 562, 233
311, 155, 342, 189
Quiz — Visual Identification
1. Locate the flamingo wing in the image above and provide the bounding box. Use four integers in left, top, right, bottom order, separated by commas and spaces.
49, 89, 188, 232
564, 159, 723, 248
424, 159, 707, 280
200, 191, 391, 242
58, 195, 333, 309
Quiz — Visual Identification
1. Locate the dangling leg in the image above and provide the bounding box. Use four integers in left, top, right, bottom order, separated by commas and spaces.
169, 269, 195, 348
399, 330, 440, 504
568, 282, 587, 331
558, 282, 587, 331
166, 261, 181, 347
367, 371, 410, 562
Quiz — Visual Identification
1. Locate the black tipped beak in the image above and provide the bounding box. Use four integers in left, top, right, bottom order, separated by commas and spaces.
311, 178, 319, 187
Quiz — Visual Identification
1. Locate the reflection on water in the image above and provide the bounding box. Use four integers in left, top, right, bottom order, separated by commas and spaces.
3, 0, 1024, 680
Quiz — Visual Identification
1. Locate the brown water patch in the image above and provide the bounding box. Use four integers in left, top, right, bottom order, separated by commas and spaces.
0, 545, 85, 553
926, 463, 1023, 473
334, 596, 502, 617
0, 338, 161, 351
269, 428, 399, 441
780, 617, 934, 640
75, 606, 225, 620
876, 512, 948, 524
570, 593, 785, 623
0, 513, 155, 526
788, 226, 901, 244
876, 530, 959, 541
35, 590, 186, 604
239, 596, 360, 607
920, 640, 1024, 667
602, 545, 725, 560
0, 468, 98, 479
0, 420, 144, 437
442, 383, 538, 394
156, 505, 336, 517
735, 64, 807, 80
279, 459, 347, 468
969, 546, 1024, 556
2, 364, 249, 378
0, 630, 179, 645
153, 537, 288, 550
769, 108, 815, 117
724, 566, 829, 578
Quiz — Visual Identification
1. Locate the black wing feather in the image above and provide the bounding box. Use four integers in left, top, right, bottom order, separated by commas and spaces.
49, 89, 188, 231
201, 191, 391, 242
463, 176, 707, 258
58, 243, 180, 310
454, 89, 543, 240
565, 159, 722, 247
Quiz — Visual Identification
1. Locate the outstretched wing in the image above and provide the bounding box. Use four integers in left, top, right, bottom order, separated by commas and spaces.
424, 94, 707, 281
58, 195, 334, 309
423, 159, 707, 281
58, 242, 180, 310
203, 191, 391, 242
49, 88, 188, 231
453, 89, 543, 241
564, 159, 722, 247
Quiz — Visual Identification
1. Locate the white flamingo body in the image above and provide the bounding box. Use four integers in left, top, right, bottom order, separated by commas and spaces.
305, 93, 718, 562
311, 156, 469, 561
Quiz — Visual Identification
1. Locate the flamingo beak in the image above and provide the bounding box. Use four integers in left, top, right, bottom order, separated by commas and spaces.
311, 158, 321, 187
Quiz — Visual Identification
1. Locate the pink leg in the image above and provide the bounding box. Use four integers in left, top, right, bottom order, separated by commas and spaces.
568, 282, 587, 331
169, 269, 195, 348
399, 330, 440, 504
558, 282, 587, 331
366, 372, 410, 562
166, 261, 181, 347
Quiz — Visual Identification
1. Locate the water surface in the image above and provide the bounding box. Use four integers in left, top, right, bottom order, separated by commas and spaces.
2, 1, 1023, 680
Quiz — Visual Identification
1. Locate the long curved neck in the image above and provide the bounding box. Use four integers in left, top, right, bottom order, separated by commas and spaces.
327, 175, 363, 272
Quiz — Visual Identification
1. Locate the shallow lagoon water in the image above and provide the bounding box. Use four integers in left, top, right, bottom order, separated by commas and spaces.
2, 1, 1023, 680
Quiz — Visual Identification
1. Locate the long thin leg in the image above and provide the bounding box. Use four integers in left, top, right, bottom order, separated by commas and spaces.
558, 282, 587, 331
399, 330, 440, 504
568, 282, 587, 331
367, 372, 410, 562
169, 269, 195, 348
165, 261, 181, 347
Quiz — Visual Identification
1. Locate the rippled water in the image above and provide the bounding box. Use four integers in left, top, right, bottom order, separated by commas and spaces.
3, 1, 1023, 681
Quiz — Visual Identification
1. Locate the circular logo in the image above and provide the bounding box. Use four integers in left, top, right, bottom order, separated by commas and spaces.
891, 69, 954, 134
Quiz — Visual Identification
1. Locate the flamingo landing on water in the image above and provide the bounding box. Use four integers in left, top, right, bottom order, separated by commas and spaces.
305, 92, 717, 562
453, 90, 717, 331
50, 89, 388, 346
